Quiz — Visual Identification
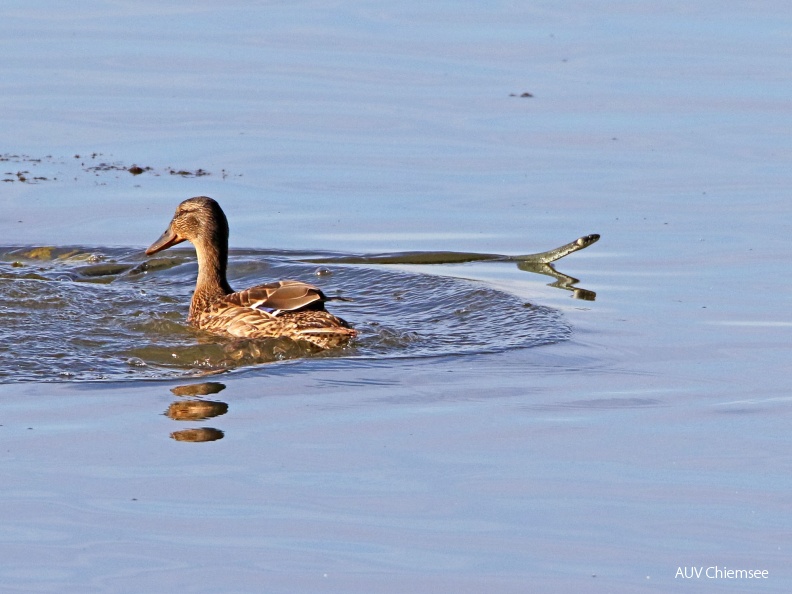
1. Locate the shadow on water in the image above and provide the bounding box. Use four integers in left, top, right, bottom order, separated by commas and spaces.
0, 238, 598, 382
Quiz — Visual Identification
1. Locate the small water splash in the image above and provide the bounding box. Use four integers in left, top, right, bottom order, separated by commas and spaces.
0, 246, 571, 382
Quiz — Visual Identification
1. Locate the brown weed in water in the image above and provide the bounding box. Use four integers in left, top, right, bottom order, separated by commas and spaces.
0, 152, 236, 183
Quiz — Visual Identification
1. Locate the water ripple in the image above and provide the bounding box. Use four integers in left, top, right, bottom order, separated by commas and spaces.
0, 246, 571, 382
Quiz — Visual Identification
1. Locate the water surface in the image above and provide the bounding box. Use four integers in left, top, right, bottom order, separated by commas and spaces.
0, 245, 571, 381
1, 1, 791, 592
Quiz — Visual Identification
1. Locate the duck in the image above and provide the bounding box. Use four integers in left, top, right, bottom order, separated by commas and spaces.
145, 196, 356, 350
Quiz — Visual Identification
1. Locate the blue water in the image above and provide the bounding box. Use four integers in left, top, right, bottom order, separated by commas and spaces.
1, 1, 790, 592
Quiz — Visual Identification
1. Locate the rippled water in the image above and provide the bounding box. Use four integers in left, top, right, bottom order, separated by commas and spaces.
0, 246, 570, 382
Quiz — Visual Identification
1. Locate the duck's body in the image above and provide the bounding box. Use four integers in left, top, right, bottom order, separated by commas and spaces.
146, 196, 355, 350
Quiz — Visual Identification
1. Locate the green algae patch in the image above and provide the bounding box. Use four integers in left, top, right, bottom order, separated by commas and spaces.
21, 246, 55, 260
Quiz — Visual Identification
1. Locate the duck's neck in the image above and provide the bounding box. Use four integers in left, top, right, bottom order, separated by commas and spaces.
189, 235, 234, 320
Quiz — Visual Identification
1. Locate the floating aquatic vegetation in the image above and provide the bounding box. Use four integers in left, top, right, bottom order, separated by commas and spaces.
0, 152, 237, 184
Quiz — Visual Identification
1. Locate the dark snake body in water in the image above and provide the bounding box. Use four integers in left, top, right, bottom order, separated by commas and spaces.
0, 246, 572, 382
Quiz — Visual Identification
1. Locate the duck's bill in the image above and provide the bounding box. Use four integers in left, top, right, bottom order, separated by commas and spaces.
146, 228, 185, 255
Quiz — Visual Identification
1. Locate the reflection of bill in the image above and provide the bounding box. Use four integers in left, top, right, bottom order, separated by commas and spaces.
167, 382, 229, 442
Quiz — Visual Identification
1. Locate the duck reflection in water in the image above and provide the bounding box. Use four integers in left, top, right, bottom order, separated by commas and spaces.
166, 381, 228, 443
171, 428, 224, 442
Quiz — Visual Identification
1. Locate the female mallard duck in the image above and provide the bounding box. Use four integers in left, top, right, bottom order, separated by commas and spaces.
146, 196, 356, 350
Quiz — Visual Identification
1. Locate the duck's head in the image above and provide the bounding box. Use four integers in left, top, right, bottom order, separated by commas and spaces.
146, 196, 229, 256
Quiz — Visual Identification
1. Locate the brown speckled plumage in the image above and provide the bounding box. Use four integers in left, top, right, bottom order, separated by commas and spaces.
146, 196, 355, 350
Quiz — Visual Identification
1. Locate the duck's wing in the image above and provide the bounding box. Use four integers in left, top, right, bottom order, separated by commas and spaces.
225, 280, 327, 314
